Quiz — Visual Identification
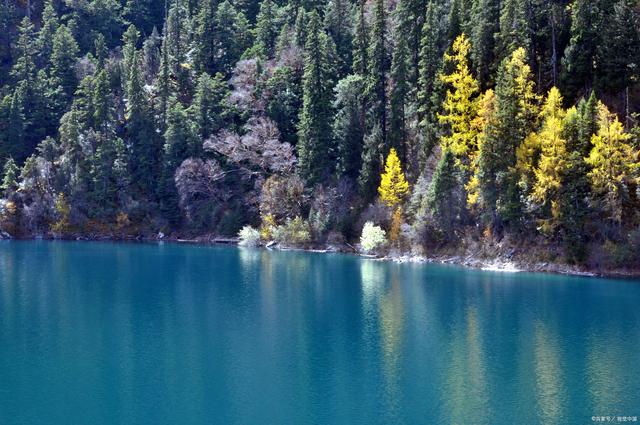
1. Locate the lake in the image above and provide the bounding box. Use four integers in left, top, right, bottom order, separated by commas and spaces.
0, 241, 639, 424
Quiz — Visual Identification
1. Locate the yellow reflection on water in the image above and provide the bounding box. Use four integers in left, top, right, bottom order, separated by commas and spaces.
445, 306, 490, 425
379, 269, 404, 408
533, 321, 565, 424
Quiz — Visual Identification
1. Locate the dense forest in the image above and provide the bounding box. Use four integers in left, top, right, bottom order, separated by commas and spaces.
0, 0, 639, 268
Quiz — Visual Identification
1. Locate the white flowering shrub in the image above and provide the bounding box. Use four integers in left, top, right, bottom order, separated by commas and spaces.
360, 222, 386, 253
238, 225, 261, 247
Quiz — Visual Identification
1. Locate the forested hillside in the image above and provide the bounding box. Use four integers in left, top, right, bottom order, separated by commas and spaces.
1, 0, 639, 268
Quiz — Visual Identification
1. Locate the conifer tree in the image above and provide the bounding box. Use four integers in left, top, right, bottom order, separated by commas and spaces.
193, 0, 218, 74
416, 2, 444, 161
352, 0, 368, 77
359, 123, 384, 196
389, 31, 409, 162
50, 24, 79, 103
333, 75, 366, 179
191, 72, 228, 140
470, 0, 499, 87
586, 103, 640, 225
561, 0, 603, 98
596, 0, 640, 106
11, 16, 36, 84
531, 87, 567, 232
483, 48, 539, 229
427, 148, 462, 237
438, 34, 479, 171
495, 0, 529, 63
215, 1, 251, 76
162, 0, 192, 101
1, 157, 19, 197
255, 0, 278, 58
378, 148, 409, 208
297, 11, 334, 184
368, 0, 389, 143
161, 101, 199, 223
125, 47, 157, 193
325, 0, 353, 78
37, 0, 59, 69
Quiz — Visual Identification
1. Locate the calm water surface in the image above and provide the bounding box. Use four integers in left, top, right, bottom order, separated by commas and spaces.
0, 241, 639, 424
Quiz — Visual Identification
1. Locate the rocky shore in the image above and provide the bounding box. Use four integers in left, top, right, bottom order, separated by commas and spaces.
2, 231, 639, 279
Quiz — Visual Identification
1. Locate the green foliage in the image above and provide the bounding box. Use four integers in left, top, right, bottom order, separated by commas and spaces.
427, 149, 462, 237
273, 216, 312, 246
333, 75, 366, 179
297, 11, 335, 184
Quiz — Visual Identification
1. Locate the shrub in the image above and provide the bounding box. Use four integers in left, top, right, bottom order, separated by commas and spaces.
238, 225, 261, 247
272, 216, 311, 246
360, 222, 386, 253
50, 193, 71, 234
259, 175, 306, 222
260, 213, 276, 240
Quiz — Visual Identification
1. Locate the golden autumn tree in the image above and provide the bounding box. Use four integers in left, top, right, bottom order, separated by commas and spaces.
378, 148, 409, 242
438, 34, 480, 171
530, 87, 567, 232
586, 102, 640, 224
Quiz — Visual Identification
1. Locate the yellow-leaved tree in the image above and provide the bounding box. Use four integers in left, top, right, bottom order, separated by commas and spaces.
586, 102, 640, 224
530, 87, 567, 232
378, 148, 409, 242
438, 34, 480, 170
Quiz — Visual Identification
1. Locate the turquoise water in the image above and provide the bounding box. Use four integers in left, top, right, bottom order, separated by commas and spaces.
0, 241, 639, 424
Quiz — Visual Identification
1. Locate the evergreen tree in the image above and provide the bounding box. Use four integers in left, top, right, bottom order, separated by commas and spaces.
191, 72, 229, 140
352, 0, 368, 76
37, 0, 59, 70
142, 26, 162, 82
255, 0, 278, 58
325, 0, 353, 78
194, 0, 219, 74
596, 0, 640, 103
294, 8, 309, 48
50, 24, 79, 103
557, 103, 593, 261
1, 157, 19, 197
216, 1, 251, 75
389, 31, 409, 162
495, 0, 529, 64
122, 25, 140, 94
416, 2, 444, 161
162, 0, 193, 101
333, 74, 366, 179
483, 48, 539, 229
265, 66, 302, 146
161, 101, 200, 223
125, 47, 157, 193
427, 148, 462, 237
470, 0, 499, 87
359, 123, 384, 196
561, 0, 603, 98
297, 11, 334, 184
11, 16, 37, 84
368, 0, 389, 144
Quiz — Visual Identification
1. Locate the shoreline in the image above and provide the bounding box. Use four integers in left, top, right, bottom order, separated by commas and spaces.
3, 232, 639, 279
